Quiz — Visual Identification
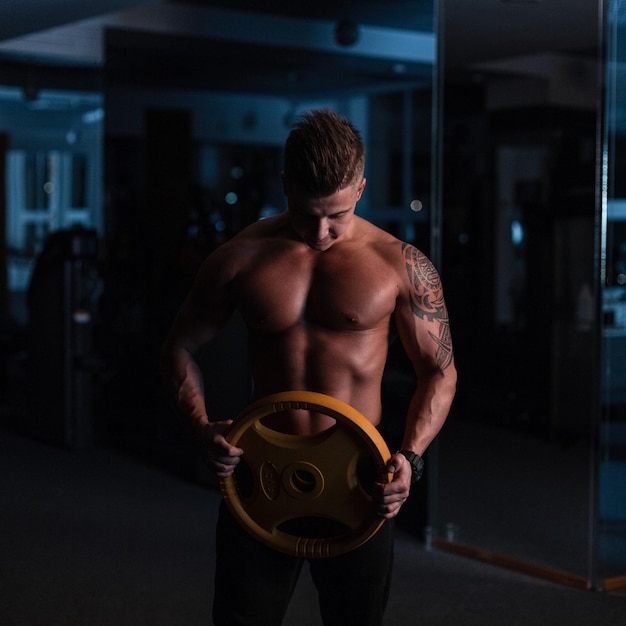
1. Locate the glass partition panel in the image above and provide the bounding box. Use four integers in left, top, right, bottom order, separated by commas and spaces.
434, 1, 602, 585
599, 0, 626, 587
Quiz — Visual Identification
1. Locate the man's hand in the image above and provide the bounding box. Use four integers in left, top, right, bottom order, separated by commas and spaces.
373, 452, 412, 519
197, 420, 244, 478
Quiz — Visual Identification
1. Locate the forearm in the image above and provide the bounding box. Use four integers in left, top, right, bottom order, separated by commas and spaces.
377, 367, 456, 519
161, 344, 243, 477
161, 346, 210, 434
401, 367, 457, 455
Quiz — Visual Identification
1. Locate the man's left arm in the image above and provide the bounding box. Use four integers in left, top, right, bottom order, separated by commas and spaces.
377, 243, 457, 519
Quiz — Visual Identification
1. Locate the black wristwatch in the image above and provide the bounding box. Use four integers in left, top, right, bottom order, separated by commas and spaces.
398, 449, 424, 483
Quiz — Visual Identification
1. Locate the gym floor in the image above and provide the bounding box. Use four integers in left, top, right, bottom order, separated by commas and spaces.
1, 423, 625, 626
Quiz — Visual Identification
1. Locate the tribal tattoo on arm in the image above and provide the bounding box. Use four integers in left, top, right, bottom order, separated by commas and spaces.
402, 243, 454, 371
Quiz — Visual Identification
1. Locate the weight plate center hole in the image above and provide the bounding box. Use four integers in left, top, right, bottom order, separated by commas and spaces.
291, 468, 317, 494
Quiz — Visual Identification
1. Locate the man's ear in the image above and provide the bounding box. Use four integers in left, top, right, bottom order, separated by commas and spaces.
356, 177, 366, 200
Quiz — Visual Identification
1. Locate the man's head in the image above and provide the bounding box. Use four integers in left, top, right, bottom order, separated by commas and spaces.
282, 109, 365, 197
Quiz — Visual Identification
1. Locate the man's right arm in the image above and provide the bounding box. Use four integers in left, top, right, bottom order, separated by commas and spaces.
160, 255, 243, 476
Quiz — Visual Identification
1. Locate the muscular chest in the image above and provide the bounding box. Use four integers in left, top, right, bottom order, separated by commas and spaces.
233, 246, 398, 332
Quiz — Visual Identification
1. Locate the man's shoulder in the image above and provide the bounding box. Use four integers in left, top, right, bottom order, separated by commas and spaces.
357, 218, 406, 257
355, 220, 439, 288
233, 212, 289, 239
361, 220, 430, 260
215, 213, 289, 252
204, 213, 292, 271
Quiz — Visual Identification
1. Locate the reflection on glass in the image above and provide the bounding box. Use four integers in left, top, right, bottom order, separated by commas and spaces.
435, 1, 602, 587
599, 0, 626, 585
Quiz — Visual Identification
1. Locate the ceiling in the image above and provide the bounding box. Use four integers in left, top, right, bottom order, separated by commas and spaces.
0, 0, 602, 98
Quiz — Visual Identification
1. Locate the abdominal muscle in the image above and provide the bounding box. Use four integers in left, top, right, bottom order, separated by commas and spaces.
247, 324, 389, 435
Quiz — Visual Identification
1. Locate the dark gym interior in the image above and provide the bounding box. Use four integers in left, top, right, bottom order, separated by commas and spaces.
1, 1, 625, 624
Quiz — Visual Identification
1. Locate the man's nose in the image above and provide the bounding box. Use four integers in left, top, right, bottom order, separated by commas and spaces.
315, 217, 329, 238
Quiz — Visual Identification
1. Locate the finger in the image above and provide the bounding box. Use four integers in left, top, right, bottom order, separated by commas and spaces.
376, 484, 410, 518
212, 455, 241, 477
382, 489, 408, 506
378, 480, 409, 501
377, 501, 403, 519
227, 444, 244, 457
214, 453, 240, 466
212, 435, 244, 458
215, 467, 235, 478
386, 451, 406, 475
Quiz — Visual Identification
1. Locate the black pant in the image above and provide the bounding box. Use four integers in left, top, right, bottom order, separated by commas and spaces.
213, 502, 394, 626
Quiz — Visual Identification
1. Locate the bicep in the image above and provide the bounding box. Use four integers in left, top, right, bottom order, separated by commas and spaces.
396, 244, 454, 374
165, 259, 236, 356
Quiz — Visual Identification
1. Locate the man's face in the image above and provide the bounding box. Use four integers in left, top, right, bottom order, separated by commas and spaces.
285, 178, 366, 251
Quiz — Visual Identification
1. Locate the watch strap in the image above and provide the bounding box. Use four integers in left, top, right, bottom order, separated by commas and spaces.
398, 449, 424, 483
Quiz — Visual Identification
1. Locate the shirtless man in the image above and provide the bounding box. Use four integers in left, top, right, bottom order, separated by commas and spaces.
161, 109, 456, 626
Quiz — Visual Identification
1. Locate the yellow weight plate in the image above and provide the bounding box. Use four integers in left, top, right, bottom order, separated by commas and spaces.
219, 391, 391, 558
